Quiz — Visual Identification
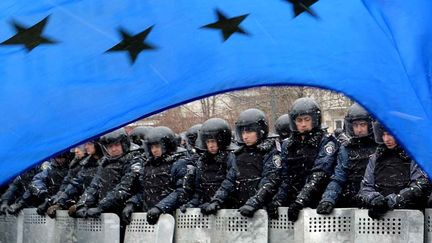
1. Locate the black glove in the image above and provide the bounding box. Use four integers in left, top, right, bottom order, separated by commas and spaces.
266, 201, 281, 219
316, 201, 334, 215
179, 204, 188, 213
87, 207, 102, 218
202, 201, 220, 215
75, 207, 88, 218
0, 202, 10, 215
122, 204, 135, 225
30, 187, 48, 199
147, 207, 162, 225
47, 204, 61, 219
288, 202, 303, 222
368, 195, 389, 219
199, 203, 210, 214
36, 200, 50, 216
238, 204, 256, 218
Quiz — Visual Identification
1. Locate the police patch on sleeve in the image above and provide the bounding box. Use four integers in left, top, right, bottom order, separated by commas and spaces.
272, 155, 282, 168
324, 143, 336, 155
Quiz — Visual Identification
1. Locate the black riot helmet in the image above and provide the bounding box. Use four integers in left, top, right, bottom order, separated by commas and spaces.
344, 103, 373, 138
129, 126, 153, 146
198, 118, 232, 150
274, 114, 291, 140
235, 108, 269, 143
99, 128, 130, 160
186, 124, 202, 147
145, 126, 178, 155
289, 97, 321, 132
372, 121, 387, 144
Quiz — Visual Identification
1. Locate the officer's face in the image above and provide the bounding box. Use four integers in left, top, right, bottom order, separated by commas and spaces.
353, 120, 369, 137
151, 144, 163, 158
107, 142, 124, 157
382, 132, 397, 149
295, 115, 313, 133
74, 147, 86, 159
85, 142, 96, 155
206, 139, 219, 154
242, 130, 258, 146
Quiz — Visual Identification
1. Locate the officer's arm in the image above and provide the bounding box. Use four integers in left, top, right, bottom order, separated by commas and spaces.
75, 167, 103, 208
1, 176, 24, 204
295, 139, 338, 207
357, 156, 381, 205
98, 159, 143, 211
271, 142, 290, 205
245, 149, 282, 209
320, 146, 349, 205
155, 160, 193, 213
28, 167, 51, 198
184, 160, 202, 207
53, 168, 88, 206
211, 153, 238, 205
389, 161, 431, 209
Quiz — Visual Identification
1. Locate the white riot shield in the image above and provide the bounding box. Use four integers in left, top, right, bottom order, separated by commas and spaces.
175, 208, 214, 243
76, 213, 120, 243
425, 209, 432, 243
354, 209, 423, 243
296, 208, 355, 243
124, 212, 175, 243
54, 210, 76, 243
268, 207, 295, 243
213, 209, 268, 243
0, 212, 23, 243
22, 208, 56, 243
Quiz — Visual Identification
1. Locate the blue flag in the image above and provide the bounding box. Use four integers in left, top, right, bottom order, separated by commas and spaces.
0, 0, 431, 184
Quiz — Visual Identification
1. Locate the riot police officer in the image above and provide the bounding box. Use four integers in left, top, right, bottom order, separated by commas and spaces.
121, 126, 194, 225
36, 143, 91, 215
317, 103, 377, 214
357, 121, 430, 219
274, 114, 291, 141
185, 124, 203, 158
8, 152, 72, 214
181, 118, 238, 215
233, 108, 282, 217
43, 140, 102, 218
72, 128, 144, 218
0, 164, 44, 214
268, 97, 339, 221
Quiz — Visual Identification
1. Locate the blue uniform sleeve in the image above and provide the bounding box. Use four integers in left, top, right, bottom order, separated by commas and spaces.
76, 166, 103, 208
53, 167, 88, 206
155, 159, 192, 213
29, 167, 51, 197
1, 176, 25, 203
295, 136, 339, 206
357, 155, 381, 205
212, 152, 238, 205
246, 148, 282, 208
271, 140, 291, 205
320, 145, 349, 204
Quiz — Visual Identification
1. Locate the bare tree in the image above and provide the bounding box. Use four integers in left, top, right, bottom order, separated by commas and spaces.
138, 86, 352, 133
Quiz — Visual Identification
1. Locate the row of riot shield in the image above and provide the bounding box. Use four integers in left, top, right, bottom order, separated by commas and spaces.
0, 209, 120, 243
0, 208, 430, 243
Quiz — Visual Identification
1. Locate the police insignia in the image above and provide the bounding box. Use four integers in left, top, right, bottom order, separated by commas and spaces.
272, 155, 282, 168
324, 144, 335, 155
